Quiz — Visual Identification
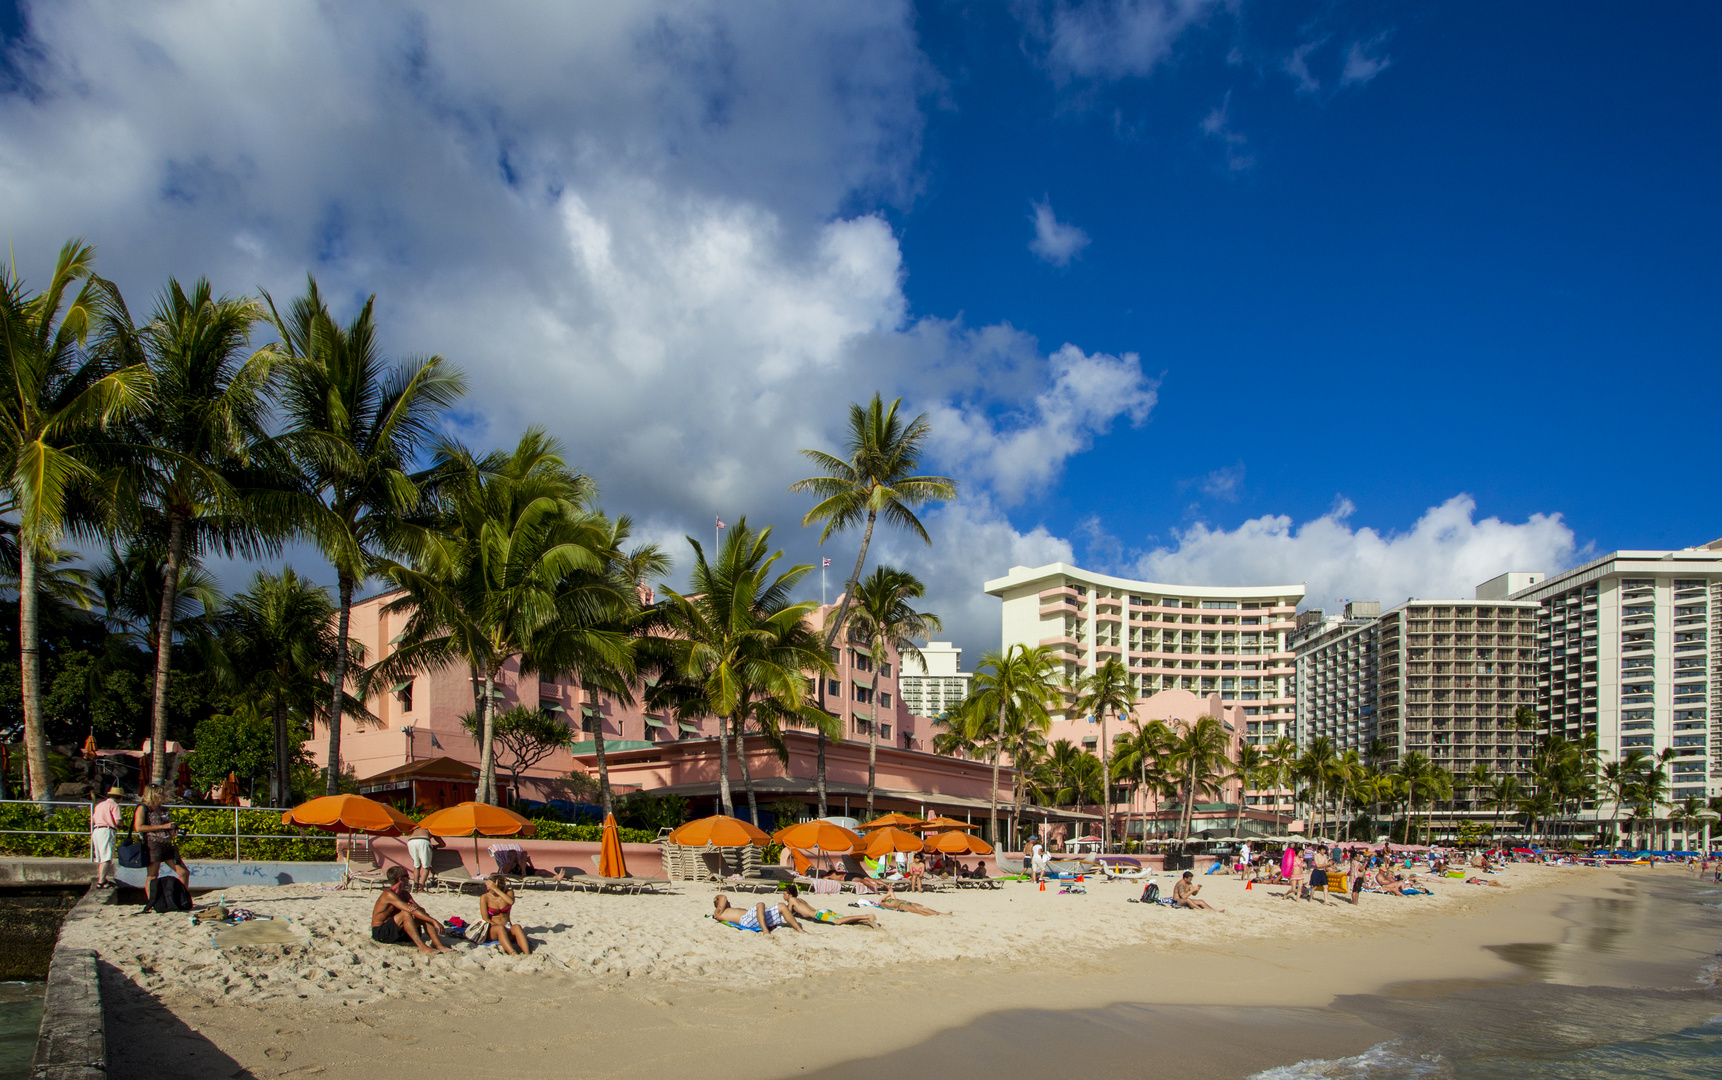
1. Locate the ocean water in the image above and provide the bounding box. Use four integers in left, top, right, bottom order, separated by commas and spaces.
1251, 874, 1722, 1080
0, 982, 43, 1080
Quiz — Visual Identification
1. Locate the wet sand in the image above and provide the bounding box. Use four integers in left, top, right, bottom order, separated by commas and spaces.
80, 864, 1703, 1080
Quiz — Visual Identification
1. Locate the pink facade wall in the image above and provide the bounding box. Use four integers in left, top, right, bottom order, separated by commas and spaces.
309, 592, 959, 805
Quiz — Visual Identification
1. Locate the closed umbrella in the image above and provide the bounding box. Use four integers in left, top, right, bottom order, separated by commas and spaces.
598, 813, 628, 878
418, 801, 539, 872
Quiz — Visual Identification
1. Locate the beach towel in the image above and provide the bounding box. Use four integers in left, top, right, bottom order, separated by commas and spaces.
1205, 861, 1222, 874
707, 914, 762, 933
210, 919, 308, 949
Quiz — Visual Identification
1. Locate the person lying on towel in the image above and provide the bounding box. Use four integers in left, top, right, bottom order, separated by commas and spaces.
372, 867, 453, 952
781, 883, 877, 928
713, 893, 805, 933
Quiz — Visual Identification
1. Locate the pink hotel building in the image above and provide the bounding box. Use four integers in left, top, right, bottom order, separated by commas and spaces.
305, 591, 1015, 830
985, 563, 1305, 832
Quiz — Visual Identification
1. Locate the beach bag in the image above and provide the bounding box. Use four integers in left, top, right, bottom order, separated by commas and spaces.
1139, 882, 1159, 904
117, 829, 148, 869
145, 876, 193, 913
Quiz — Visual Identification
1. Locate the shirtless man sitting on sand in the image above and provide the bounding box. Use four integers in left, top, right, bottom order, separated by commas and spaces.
1172, 870, 1225, 912
371, 867, 452, 953
781, 883, 878, 927
713, 893, 804, 933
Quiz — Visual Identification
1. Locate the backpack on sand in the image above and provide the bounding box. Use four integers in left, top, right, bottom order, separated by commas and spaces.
145, 876, 193, 913
1139, 882, 1159, 904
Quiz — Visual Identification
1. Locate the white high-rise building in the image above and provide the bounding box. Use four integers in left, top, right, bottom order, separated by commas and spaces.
898, 641, 971, 719
1510, 547, 1722, 803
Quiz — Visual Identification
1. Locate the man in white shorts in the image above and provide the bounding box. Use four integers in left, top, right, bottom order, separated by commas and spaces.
405, 825, 445, 889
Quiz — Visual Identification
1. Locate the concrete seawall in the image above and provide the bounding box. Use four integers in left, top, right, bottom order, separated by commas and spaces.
30, 888, 105, 1080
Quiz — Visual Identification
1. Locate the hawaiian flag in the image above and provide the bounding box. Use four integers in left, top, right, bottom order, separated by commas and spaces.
715, 517, 726, 529
822, 558, 831, 567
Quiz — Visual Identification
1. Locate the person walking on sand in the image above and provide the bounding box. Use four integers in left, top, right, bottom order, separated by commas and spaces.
1308, 845, 1334, 904
372, 867, 452, 952
405, 825, 445, 889
1280, 844, 1303, 900
90, 787, 123, 889
1172, 871, 1224, 912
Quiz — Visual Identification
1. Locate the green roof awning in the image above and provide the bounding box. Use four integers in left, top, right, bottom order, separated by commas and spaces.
581, 705, 598, 718
540, 702, 565, 713
677, 721, 700, 734
852, 674, 874, 688
644, 716, 669, 729
390, 680, 413, 693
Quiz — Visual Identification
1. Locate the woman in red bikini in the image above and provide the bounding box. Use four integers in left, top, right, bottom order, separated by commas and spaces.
479, 873, 532, 954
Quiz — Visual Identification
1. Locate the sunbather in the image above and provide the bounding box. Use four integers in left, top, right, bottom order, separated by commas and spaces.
864, 885, 952, 916
479, 874, 532, 954
713, 893, 804, 933
1173, 871, 1224, 912
371, 867, 451, 953
907, 853, 927, 892
1374, 868, 1419, 895
782, 884, 877, 927
1465, 876, 1509, 887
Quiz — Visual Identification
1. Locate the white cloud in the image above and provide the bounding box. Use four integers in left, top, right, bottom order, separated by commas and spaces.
0, 0, 1161, 664
1341, 37, 1393, 87
1193, 463, 1244, 501
1028, 199, 1091, 265
1283, 39, 1326, 96
1025, 0, 1222, 81
1199, 92, 1254, 171
1130, 495, 1580, 613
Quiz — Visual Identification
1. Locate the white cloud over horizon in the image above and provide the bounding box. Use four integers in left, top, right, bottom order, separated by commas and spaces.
1130, 495, 1582, 613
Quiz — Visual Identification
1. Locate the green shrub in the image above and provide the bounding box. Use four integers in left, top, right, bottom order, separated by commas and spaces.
528, 819, 657, 845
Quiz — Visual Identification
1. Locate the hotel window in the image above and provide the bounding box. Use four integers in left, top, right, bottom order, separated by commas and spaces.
854, 685, 873, 704
826, 679, 841, 696
880, 692, 891, 708
853, 652, 873, 673
395, 679, 413, 712
881, 724, 892, 740
879, 662, 892, 678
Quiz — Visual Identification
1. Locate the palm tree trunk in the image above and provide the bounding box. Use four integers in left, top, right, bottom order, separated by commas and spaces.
820, 510, 877, 653
324, 575, 356, 796
716, 714, 734, 816
735, 715, 758, 825
476, 671, 499, 804
866, 717, 878, 818
18, 542, 51, 801
589, 688, 613, 819
272, 695, 289, 806
1099, 710, 1110, 854
148, 515, 187, 787
988, 700, 1005, 848
816, 729, 829, 818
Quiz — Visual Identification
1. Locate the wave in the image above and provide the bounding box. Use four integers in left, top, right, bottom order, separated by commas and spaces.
1248, 1041, 1446, 1080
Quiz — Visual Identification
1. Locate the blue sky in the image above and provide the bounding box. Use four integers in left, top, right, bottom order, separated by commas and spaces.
0, 2, 1716, 658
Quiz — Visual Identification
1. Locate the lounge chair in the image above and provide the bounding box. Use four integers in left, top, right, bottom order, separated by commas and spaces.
338, 835, 390, 890
427, 849, 485, 894
586, 855, 672, 893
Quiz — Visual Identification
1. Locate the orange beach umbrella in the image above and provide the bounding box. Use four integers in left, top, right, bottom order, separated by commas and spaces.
417, 801, 538, 837
857, 812, 927, 831
861, 826, 926, 858
925, 830, 994, 855
667, 814, 769, 848
772, 819, 862, 853
919, 815, 978, 832
598, 813, 629, 878
283, 794, 415, 835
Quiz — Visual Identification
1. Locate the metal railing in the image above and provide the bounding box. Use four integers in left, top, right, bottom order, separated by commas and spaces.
0, 799, 335, 861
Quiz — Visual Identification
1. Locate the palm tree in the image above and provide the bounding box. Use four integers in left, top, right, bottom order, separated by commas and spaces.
790, 393, 956, 815
1165, 717, 1233, 842
1230, 742, 1270, 837
1396, 751, 1433, 844
849, 565, 940, 818
1267, 735, 1300, 831
131, 280, 280, 785
268, 279, 465, 794
1465, 763, 1493, 820
1600, 750, 1646, 848
931, 699, 989, 759
1113, 719, 1175, 842
1485, 775, 1523, 839
1297, 736, 1339, 840
377, 431, 613, 804
1031, 741, 1103, 811
1073, 656, 1134, 853
966, 644, 1061, 847
658, 519, 829, 821
216, 568, 371, 804
0, 240, 151, 798
92, 539, 223, 660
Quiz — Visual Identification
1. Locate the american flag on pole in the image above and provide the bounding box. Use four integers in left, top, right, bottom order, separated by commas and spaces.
822, 558, 831, 567
715, 517, 726, 529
